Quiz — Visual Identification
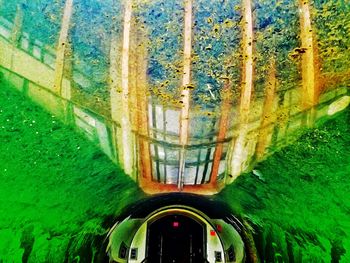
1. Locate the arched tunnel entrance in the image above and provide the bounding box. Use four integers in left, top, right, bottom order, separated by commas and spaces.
147, 214, 205, 263
105, 194, 253, 263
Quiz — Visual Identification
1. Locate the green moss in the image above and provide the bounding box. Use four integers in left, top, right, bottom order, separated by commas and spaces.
0, 80, 144, 261
0, 75, 349, 261
218, 107, 350, 261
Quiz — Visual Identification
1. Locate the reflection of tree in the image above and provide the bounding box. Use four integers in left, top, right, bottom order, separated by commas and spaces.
314, 0, 350, 74
70, 0, 117, 88
135, 0, 184, 103
254, 0, 300, 95
1, 0, 64, 47
1, 0, 348, 112
192, 0, 241, 108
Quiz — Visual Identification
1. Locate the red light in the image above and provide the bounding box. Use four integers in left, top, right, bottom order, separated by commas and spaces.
172, 221, 179, 228
210, 230, 216, 236
216, 224, 222, 232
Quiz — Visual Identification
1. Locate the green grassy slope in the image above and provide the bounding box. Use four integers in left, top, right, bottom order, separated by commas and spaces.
218, 106, 350, 262
1, 76, 349, 262
0, 80, 144, 262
